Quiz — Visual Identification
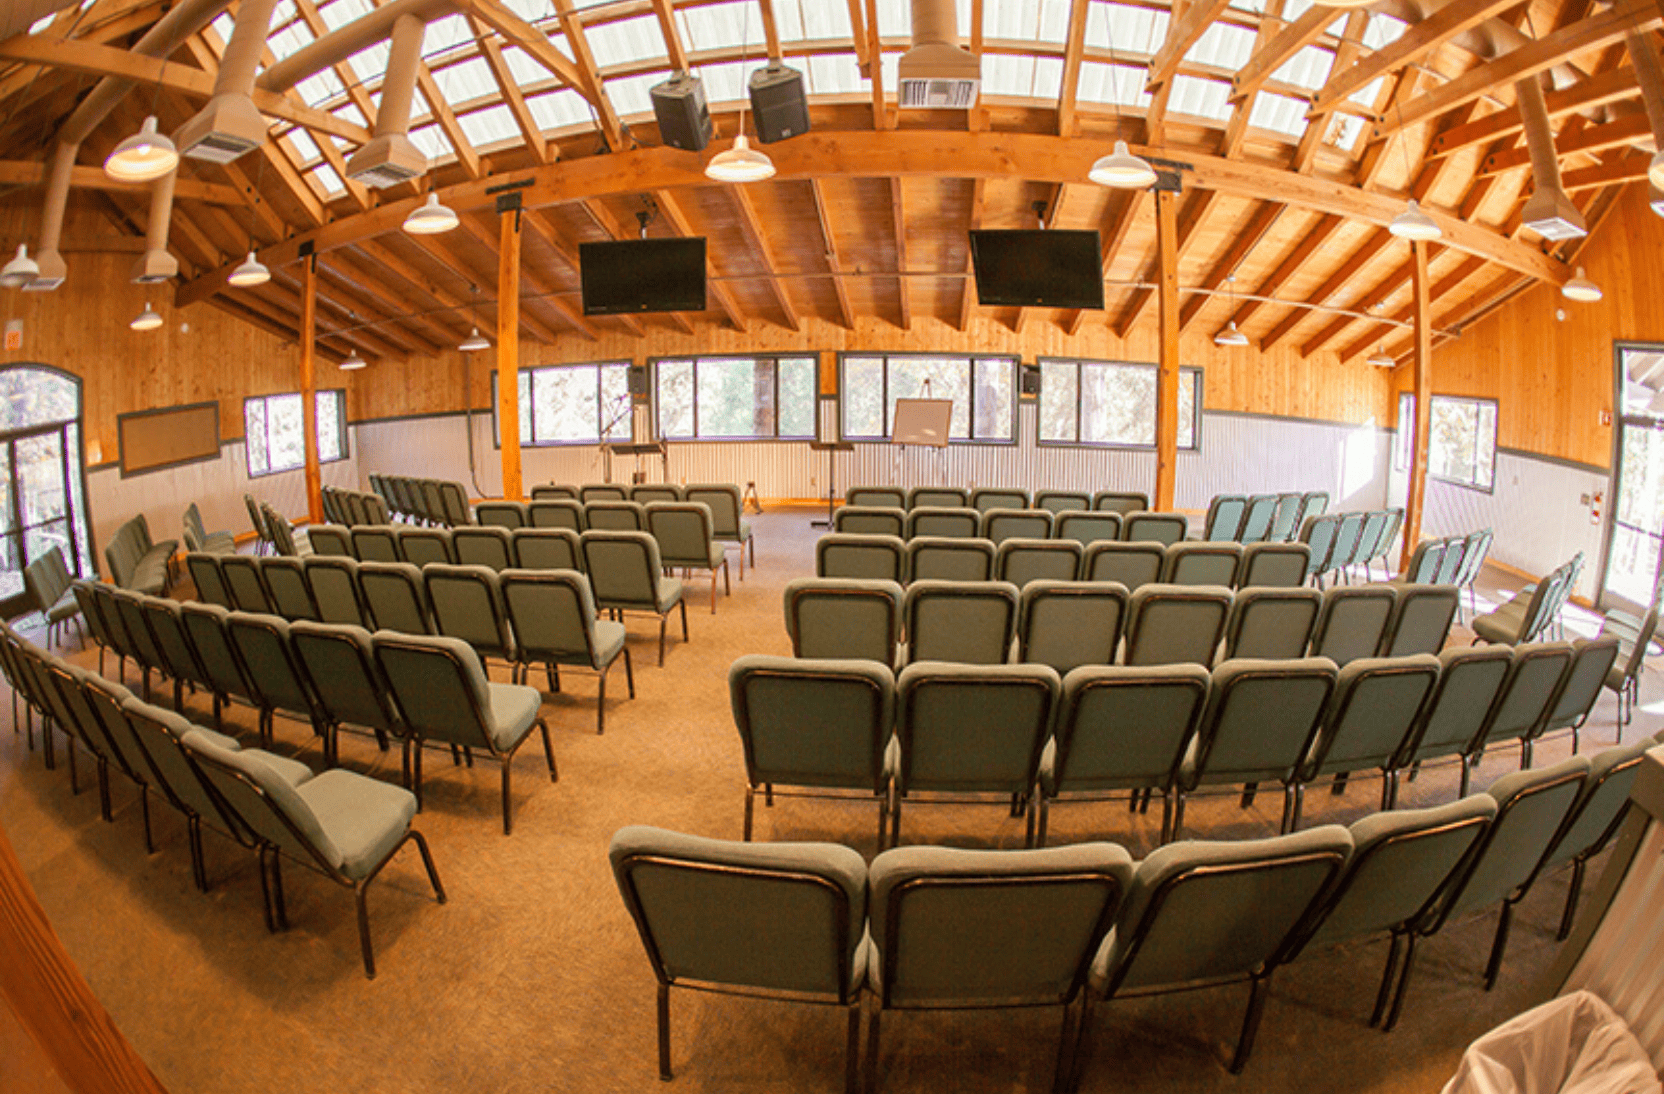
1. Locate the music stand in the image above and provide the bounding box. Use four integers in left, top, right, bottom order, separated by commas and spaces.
809, 441, 854, 528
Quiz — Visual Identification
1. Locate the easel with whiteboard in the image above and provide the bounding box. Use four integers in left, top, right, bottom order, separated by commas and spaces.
891, 397, 953, 488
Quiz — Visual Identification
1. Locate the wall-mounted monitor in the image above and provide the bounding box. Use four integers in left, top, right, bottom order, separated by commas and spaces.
968, 229, 1104, 310
580, 238, 707, 315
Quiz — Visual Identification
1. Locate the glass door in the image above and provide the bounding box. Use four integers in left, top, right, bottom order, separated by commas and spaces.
1601, 344, 1664, 613
0, 422, 82, 618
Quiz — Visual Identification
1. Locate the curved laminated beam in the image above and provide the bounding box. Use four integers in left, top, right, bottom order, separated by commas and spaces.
174, 129, 1571, 308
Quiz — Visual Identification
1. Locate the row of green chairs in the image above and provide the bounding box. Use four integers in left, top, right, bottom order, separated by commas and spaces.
319, 485, 389, 527
22, 545, 81, 647
1202, 490, 1330, 543
845, 485, 1150, 515
1401, 528, 1494, 621
833, 504, 1190, 546
367, 473, 471, 527
613, 739, 1654, 1089
182, 502, 235, 557
1299, 507, 1406, 586
244, 497, 311, 558
1474, 551, 1584, 646
103, 513, 175, 594
0, 622, 445, 978
496, 482, 756, 577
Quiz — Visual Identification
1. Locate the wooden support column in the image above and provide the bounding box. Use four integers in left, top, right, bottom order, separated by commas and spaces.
300, 253, 322, 523
1401, 239, 1433, 570
1154, 188, 1180, 510
497, 201, 524, 500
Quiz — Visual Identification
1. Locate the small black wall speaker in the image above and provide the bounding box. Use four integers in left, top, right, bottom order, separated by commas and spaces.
628, 364, 649, 398
651, 73, 712, 152
1020, 364, 1041, 396
749, 63, 810, 144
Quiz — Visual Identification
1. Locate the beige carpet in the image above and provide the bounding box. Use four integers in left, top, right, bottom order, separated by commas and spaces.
0, 507, 1650, 1094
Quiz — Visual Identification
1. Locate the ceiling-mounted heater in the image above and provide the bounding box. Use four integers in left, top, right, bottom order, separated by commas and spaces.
345, 13, 428, 187
132, 169, 179, 284
897, 0, 980, 109
174, 0, 277, 163
1515, 74, 1587, 241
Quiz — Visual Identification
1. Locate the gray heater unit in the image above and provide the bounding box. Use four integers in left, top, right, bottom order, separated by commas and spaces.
749, 63, 810, 143
651, 72, 712, 152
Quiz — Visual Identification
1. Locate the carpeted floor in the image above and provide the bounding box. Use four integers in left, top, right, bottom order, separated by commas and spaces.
0, 506, 1653, 1094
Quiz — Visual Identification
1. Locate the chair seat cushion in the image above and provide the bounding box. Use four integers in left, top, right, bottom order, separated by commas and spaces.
215, 731, 315, 788
296, 769, 417, 879
45, 592, 80, 624
591, 619, 626, 669
485, 682, 543, 750
1471, 613, 1523, 644
655, 576, 683, 611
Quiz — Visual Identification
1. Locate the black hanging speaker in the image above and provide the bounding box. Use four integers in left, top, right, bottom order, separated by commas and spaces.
651, 73, 712, 152
1021, 365, 1041, 396
749, 63, 810, 143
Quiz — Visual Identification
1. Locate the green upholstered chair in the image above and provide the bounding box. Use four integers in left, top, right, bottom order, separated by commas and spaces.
452, 526, 515, 571
1202, 494, 1248, 541
372, 631, 555, 833
908, 485, 969, 509
1122, 512, 1188, 545
1371, 509, 1407, 580
1175, 657, 1339, 837
225, 610, 328, 753
847, 485, 906, 508
782, 577, 904, 665
609, 825, 868, 1091
1324, 512, 1366, 583
685, 484, 755, 578
1238, 493, 1279, 544
111, 588, 168, 701
1054, 511, 1123, 547
584, 499, 648, 532
185, 552, 232, 609
971, 486, 1031, 513
1238, 541, 1311, 589
1453, 527, 1493, 621
834, 505, 906, 537
261, 505, 310, 558
303, 556, 368, 627
646, 501, 729, 613
181, 728, 444, 978
905, 536, 994, 582
902, 579, 1019, 665
510, 527, 582, 572
396, 526, 453, 567
1122, 583, 1233, 667
350, 525, 401, 563
982, 508, 1054, 545
1161, 541, 1243, 587
1292, 795, 1495, 1028
530, 483, 579, 501
1223, 586, 1321, 660
1539, 738, 1653, 940
892, 661, 1060, 845
1535, 636, 1622, 754
1380, 583, 1460, 657
1599, 601, 1658, 730
1467, 641, 1574, 772
289, 621, 404, 763
580, 483, 629, 503
1310, 584, 1397, 665
183, 501, 237, 555
1091, 490, 1147, 514
59, 666, 158, 832
70, 581, 114, 675
1268, 492, 1305, 542
423, 564, 516, 672
41, 658, 136, 819
1397, 538, 1446, 584
136, 595, 213, 709
579, 530, 687, 665
499, 569, 633, 734
305, 524, 353, 558
1017, 580, 1128, 676
904, 506, 980, 540
1350, 510, 1390, 578
1390, 644, 1513, 800
438, 481, 472, 526
262, 557, 321, 621
729, 655, 896, 843
1037, 663, 1210, 846
1432, 535, 1468, 586
996, 537, 1083, 588
23, 546, 80, 647
179, 601, 259, 729
474, 500, 528, 529
1298, 654, 1441, 821
357, 561, 432, 635
245, 494, 275, 554
816, 533, 906, 583
629, 483, 682, 505
1075, 826, 1352, 1079
865, 842, 1134, 1093
1082, 540, 1163, 592
1035, 489, 1091, 514
528, 499, 585, 532
219, 554, 274, 614
1299, 514, 1339, 585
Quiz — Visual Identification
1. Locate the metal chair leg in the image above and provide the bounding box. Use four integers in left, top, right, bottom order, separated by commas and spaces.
657, 982, 673, 1080
743, 784, 755, 840
1229, 974, 1272, 1074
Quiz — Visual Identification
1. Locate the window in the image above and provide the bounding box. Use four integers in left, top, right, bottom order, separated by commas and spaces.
1428, 395, 1497, 491
653, 355, 817, 440
838, 354, 1016, 442
1036, 358, 1202, 449
243, 390, 347, 476
1394, 392, 1415, 472
493, 362, 633, 446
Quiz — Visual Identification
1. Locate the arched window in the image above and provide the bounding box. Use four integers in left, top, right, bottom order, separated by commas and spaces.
0, 364, 93, 617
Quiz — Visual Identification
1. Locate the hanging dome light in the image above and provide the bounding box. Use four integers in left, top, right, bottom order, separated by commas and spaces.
1366, 345, 1397, 368
0, 244, 39, 288
1213, 321, 1249, 347
227, 250, 270, 287
104, 115, 178, 183
1561, 266, 1602, 303
459, 327, 490, 352
129, 302, 163, 331
403, 192, 459, 234
705, 134, 776, 183
1089, 140, 1158, 189
1388, 198, 1441, 241
338, 350, 367, 371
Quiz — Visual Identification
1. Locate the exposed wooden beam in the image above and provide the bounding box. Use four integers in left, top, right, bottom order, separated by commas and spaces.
1259, 228, 1394, 350
1148, 0, 1234, 93
758, 0, 782, 61
1154, 188, 1180, 510
1227, 213, 1341, 334
726, 184, 801, 332
1478, 112, 1652, 175
890, 176, 910, 330
309, 263, 442, 355
1232, 5, 1339, 103
1401, 239, 1431, 569
1057, 0, 1091, 136
473, 15, 549, 164
1180, 201, 1283, 333
1115, 190, 1215, 338
454, 212, 598, 340
957, 177, 987, 332
1310, 0, 1524, 116
865, 0, 889, 129
649, 0, 690, 72
1562, 150, 1654, 190
809, 179, 854, 330
354, 238, 516, 340
498, 205, 524, 499
408, 229, 567, 344
417, 67, 483, 180
300, 255, 323, 523
465, 0, 624, 151
319, 251, 463, 348
847, 0, 871, 76
519, 208, 642, 337
1425, 66, 1637, 158
1338, 254, 1487, 362
652, 190, 748, 330
1300, 245, 1441, 357
0, 159, 242, 204
577, 199, 694, 333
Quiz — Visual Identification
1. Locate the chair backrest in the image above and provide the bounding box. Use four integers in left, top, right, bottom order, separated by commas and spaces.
1017, 581, 1128, 674
476, 501, 530, 530
119, 697, 240, 829
1299, 514, 1338, 579
1268, 493, 1304, 542
630, 484, 682, 505
905, 506, 980, 540
905, 537, 995, 583
585, 500, 648, 532
1326, 512, 1365, 573
846, 485, 907, 508
896, 661, 1061, 793
1396, 645, 1515, 768
351, 526, 401, 563
531, 484, 579, 501
1455, 528, 1492, 586
995, 538, 1082, 588
908, 486, 969, 509
903, 580, 1020, 665
1401, 538, 1444, 584
1082, 541, 1164, 592
1049, 663, 1209, 794
71, 581, 114, 649
499, 568, 605, 666
868, 843, 1134, 1008
225, 611, 314, 717
452, 526, 514, 571
1122, 584, 1233, 667
815, 533, 906, 582
579, 530, 667, 608
307, 524, 353, 558
181, 730, 342, 872
263, 557, 321, 621
529, 499, 585, 532
834, 505, 905, 537
1186, 657, 1339, 786
220, 555, 273, 614
139, 597, 210, 689
982, 509, 1055, 545
1373, 509, 1405, 563
1054, 511, 1123, 547
1351, 510, 1388, 566
645, 502, 718, 569
1310, 585, 1397, 665
1203, 494, 1247, 542
730, 655, 896, 794
399, 527, 454, 567
1035, 490, 1091, 514
244, 494, 269, 543
684, 485, 744, 539
1542, 738, 1654, 873
111, 591, 167, 676
180, 601, 254, 702
1122, 512, 1188, 545
782, 578, 904, 664
371, 632, 496, 750
423, 564, 513, 660
1161, 541, 1243, 587
971, 487, 1031, 513
1540, 636, 1622, 734
1432, 536, 1468, 586
512, 528, 582, 572
438, 481, 472, 526
1381, 584, 1460, 657
1092, 491, 1148, 515
581, 483, 629, 504
304, 556, 367, 626
1475, 642, 1575, 749
1603, 602, 1659, 691
1303, 654, 1441, 779
1223, 587, 1322, 660
1238, 542, 1311, 589
357, 561, 432, 634
289, 620, 401, 736
1237, 494, 1279, 544
610, 825, 867, 1002
186, 553, 232, 608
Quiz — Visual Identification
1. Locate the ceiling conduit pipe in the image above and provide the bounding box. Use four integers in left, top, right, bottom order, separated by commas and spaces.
173, 0, 279, 163
344, 12, 429, 187
132, 169, 178, 284
1373, 0, 1586, 89
256, 0, 458, 95
26, 142, 76, 290
1516, 73, 1588, 240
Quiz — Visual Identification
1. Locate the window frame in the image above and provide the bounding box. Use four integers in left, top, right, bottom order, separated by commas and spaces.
241, 389, 349, 478
1393, 391, 1415, 473
1426, 393, 1498, 493
835, 352, 1020, 445
648, 353, 819, 442
1033, 356, 1204, 452
489, 361, 634, 449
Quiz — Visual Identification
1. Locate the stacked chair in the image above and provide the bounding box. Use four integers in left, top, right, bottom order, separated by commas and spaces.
319, 485, 390, 527
1201, 490, 1328, 544
1473, 551, 1582, 646
1298, 507, 1411, 586
22, 545, 81, 646
368, 474, 471, 526
104, 513, 175, 594
182, 502, 236, 556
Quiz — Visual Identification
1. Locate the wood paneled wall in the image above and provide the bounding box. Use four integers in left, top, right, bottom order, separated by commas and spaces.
1400, 183, 1664, 471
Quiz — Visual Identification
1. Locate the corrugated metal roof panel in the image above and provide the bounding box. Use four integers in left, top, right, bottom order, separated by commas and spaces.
586, 14, 663, 68
1169, 73, 1231, 121
775, 0, 855, 42
1086, 3, 1169, 55
806, 53, 863, 95
1185, 20, 1255, 70
1249, 90, 1308, 137
433, 56, 496, 105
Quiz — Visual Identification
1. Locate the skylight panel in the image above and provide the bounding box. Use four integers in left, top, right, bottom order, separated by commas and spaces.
805, 53, 863, 95
1076, 61, 1151, 107
297, 69, 345, 109
694, 60, 749, 104
458, 105, 520, 148
268, 19, 315, 63
1363, 13, 1407, 50
1350, 75, 1385, 107
876, 3, 909, 37
1085, 3, 1168, 58
1325, 113, 1366, 150
310, 162, 345, 197
1249, 91, 1308, 137
422, 14, 471, 59
319, 0, 372, 32
347, 41, 392, 86
408, 124, 450, 159
502, 0, 550, 22
526, 89, 592, 131
502, 46, 547, 87
1185, 20, 1255, 69
1168, 74, 1231, 122
585, 14, 662, 68
983, 55, 1034, 97
988, 0, 1071, 44
775, 0, 853, 42
1272, 44, 1334, 91
209, 13, 234, 44
332, 100, 369, 128
432, 57, 496, 106
285, 128, 321, 164
603, 73, 659, 118
677, 1, 764, 53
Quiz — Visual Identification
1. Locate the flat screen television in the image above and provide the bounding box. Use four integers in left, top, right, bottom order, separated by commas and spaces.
579, 238, 707, 315
968, 229, 1104, 310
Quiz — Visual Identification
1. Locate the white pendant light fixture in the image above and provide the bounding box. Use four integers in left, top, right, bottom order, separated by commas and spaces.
129, 302, 163, 331
228, 250, 270, 287
1213, 274, 1249, 346
339, 350, 367, 370
0, 244, 40, 288
459, 327, 490, 352
1389, 199, 1441, 241
1367, 345, 1396, 368
705, 3, 775, 183
403, 191, 459, 235
1561, 266, 1602, 303
1090, 140, 1159, 189
104, 116, 179, 182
